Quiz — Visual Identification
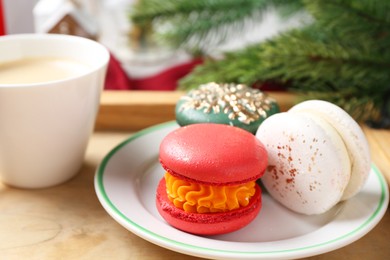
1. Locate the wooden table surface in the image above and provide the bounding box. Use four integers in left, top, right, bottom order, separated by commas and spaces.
1, 91, 389, 259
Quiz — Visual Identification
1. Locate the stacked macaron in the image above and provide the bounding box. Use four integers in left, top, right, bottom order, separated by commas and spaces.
175, 82, 279, 134
157, 123, 267, 235
256, 100, 371, 215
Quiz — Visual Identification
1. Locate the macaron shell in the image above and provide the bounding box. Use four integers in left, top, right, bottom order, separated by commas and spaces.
176, 98, 280, 134
256, 112, 351, 215
156, 178, 262, 235
289, 100, 371, 200
175, 83, 280, 134
159, 123, 267, 186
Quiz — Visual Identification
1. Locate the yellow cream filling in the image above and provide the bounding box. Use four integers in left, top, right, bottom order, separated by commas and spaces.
164, 172, 256, 213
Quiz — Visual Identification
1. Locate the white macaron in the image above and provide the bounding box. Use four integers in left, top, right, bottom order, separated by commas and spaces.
256, 100, 371, 215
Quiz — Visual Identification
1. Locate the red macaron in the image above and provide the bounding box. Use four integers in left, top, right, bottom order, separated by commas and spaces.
156, 123, 267, 235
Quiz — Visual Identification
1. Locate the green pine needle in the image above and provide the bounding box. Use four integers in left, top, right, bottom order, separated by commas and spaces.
130, 0, 304, 51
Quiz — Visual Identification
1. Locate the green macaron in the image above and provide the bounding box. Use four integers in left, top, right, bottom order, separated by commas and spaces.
175, 82, 280, 134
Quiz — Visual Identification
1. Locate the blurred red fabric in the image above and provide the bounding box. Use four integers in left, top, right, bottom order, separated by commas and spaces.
0, 0, 5, 35
104, 52, 203, 91
104, 53, 286, 91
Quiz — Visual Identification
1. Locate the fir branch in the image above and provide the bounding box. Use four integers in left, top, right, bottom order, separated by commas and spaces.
180, 27, 390, 89
179, 26, 390, 120
257, 28, 390, 87
179, 44, 263, 88
303, 0, 390, 40
130, 0, 304, 51
131, 0, 390, 122
305, 0, 390, 27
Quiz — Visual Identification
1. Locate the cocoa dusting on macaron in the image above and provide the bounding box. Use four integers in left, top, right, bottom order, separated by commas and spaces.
256, 100, 371, 215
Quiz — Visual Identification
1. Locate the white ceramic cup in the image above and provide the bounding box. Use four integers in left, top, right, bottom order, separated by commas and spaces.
0, 34, 109, 188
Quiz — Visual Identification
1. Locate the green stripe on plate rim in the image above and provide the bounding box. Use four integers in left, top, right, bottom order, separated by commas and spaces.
96, 121, 388, 256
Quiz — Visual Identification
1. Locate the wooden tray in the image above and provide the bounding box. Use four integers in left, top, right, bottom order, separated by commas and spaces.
95, 90, 297, 131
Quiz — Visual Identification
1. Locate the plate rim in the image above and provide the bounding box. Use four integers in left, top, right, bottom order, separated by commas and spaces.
95, 121, 389, 258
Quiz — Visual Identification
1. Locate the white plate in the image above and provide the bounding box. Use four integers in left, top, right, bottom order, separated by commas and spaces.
94, 121, 389, 260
